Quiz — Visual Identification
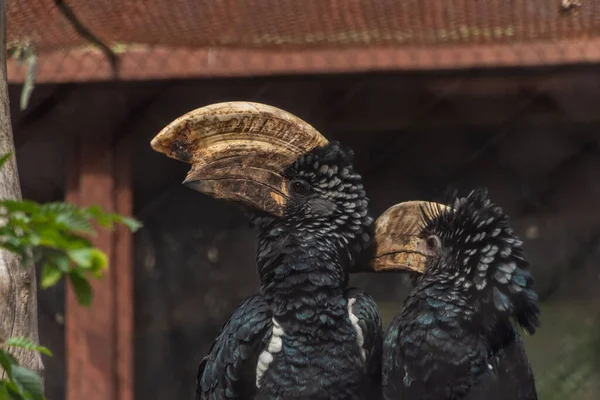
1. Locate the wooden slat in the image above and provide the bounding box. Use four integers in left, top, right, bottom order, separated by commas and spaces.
114, 137, 134, 400
7, 38, 600, 83
65, 134, 134, 400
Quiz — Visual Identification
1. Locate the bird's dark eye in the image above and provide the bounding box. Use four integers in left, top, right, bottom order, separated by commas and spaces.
426, 235, 442, 252
291, 180, 310, 196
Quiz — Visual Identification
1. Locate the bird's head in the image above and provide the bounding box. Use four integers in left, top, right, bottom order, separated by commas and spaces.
276, 141, 372, 251
151, 102, 372, 266
369, 189, 540, 334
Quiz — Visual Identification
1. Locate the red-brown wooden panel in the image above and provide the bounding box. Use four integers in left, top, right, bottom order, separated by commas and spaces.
65, 135, 133, 400
114, 137, 134, 400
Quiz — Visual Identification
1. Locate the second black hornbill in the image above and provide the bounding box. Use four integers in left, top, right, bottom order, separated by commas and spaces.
151, 102, 382, 400
369, 189, 541, 400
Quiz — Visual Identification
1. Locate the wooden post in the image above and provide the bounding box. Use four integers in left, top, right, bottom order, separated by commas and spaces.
65, 135, 134, 400
114, 136, 134, 400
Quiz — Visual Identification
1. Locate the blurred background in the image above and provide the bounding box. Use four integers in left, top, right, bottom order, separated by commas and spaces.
6, 1, 600, 399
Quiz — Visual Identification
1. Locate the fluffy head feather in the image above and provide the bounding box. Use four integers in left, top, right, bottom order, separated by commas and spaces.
282, 141, 372, 250
254, 141, 373, 279
417, 188, 540, 335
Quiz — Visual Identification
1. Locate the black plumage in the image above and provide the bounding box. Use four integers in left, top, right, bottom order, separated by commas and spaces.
197, 142, 382, 400
382, 189, 540, 400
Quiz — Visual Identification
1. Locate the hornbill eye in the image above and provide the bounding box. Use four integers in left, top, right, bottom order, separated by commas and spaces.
426, 235, 442, 252
291, 180, 311, 196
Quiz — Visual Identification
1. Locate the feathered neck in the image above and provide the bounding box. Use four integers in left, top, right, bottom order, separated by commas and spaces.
254, 215, 348, 295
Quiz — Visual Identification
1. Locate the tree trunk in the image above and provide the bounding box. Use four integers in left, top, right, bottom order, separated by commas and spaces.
0, 0, 44, 380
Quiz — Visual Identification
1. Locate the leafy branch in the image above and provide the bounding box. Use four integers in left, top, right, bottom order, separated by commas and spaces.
0, 338, 50, 400
0, 153, 142, 399
0, 198, 140, 304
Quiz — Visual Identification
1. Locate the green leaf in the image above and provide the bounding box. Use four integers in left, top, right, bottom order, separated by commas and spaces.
66, 248, 94, 268
39, 202, 76, 216
83, 206, 114, 228
84, 206, 142, 232
40, 264, 62, 289
0, 200, 40, 215
117, 216, 142, 232
54, 213, 94, 235
35, 229, 62, 249
88, 249, 108, 277
39, 203, 95, 235
0, 349, 18, 374
0, 242, 27, 258
52, 255, 71, 273
0, 382, 23, 400
69, 273, 93, 306
0, 153, 12, 170
67, 248, 108, 272
0, 383, 11, 400
11, 365, 45, 400
39, 231, 91, 251
6, 337, 53, 357
7, 211, 31, 226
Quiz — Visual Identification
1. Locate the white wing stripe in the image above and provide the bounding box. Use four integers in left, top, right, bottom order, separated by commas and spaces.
348, 298, 367, 362
256, 318, 284, 388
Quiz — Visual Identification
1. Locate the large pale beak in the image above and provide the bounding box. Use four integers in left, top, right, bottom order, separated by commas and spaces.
369, 201, 450, 274
151, 102, 329, 216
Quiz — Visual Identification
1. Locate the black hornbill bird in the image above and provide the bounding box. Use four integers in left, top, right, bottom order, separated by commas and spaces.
151, 102, 383, 400
369, 189, 541, 400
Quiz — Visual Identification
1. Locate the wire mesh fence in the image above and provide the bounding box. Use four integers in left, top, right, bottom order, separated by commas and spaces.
11, 67, 600, 399
6, 0, 600, 83
7, 1, 600, 400
10, 1, 600, 48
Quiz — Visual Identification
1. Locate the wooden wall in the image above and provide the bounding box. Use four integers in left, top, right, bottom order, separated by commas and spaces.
9, 65, 600, 399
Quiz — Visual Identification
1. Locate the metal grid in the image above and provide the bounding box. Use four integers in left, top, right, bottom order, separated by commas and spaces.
6, 1, 600, 82
11, 68, 600, 399
9, 0, 600, 49
7, 2, 600, 397
126, 69, 600, 398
